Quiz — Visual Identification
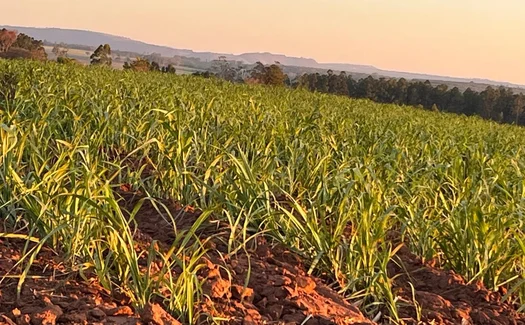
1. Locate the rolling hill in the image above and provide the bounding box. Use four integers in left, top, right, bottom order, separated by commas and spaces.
2, 25, 524, 89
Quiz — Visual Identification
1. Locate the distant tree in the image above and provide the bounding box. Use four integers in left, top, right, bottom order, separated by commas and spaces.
13, 33, 36, 50
316, 74, 329, 93
297, 73, 312, 90
162, 64, 176, 74
512, 94, 525, 125
32, 47, 47, 61
407, 83, 420, 106
346, 75, 357, 96
52, 43, 69, 58
90, 44, 112, 66
247, 62, 286, 86
249, 62, 266, 83
123, 57, 162, 72
463, 88, 482, 116
10, 33, 47, 61
419, 81, 434, 107
447, 87, 465, 113
52, 44, 60, 56
57, 57, 79, 65
150, 61, 161, 72
264, 64, 286, 86
212, 56, 238, 81
394, 78, 408, 104
193, 71, 214, 78
480, 86, 498, 119
333, 72, 349, 95
285, 74, 291, 86
309, 73, 320, 91
126, 58, 149, 71
328, 70, 338, 93
493, 86, 514, 123
357, 76, 376, 99
431, 84, 448, 110
375, 78, 396, 103
0, 29, 17, 52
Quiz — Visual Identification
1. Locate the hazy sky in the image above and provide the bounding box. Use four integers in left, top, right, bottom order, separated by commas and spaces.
2, 0, 525, 84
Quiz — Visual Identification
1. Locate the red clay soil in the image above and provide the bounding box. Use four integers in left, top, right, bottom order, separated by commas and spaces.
390, 245, 525, 325
0, 190, 372, 325
117, 190, 373, 325
0, 223, 181, 325
198, 238, 375, 325
1, 189, 524, 325
0, 241, 132, 324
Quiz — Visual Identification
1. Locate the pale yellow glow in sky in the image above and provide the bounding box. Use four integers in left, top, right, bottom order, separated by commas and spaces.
2, 0, 525, 84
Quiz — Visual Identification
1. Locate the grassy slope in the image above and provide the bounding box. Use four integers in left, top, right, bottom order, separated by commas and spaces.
1, 60, 524, 321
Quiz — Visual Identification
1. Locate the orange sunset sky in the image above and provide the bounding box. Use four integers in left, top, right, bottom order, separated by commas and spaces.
2, 0, 524, 84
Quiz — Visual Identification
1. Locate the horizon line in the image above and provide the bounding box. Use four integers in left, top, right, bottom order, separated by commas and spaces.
3, 24, 525, 89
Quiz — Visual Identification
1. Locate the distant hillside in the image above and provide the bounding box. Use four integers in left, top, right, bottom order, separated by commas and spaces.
0, 26, 332, 67
3, 25, 524, 89
234, 52, 315, 67
1, 25, 216, 60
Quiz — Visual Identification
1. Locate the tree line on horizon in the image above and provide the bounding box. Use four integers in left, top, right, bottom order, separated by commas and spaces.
2, 27, 524, 126
294, 71, 525, 126
193, 59, 525, 127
